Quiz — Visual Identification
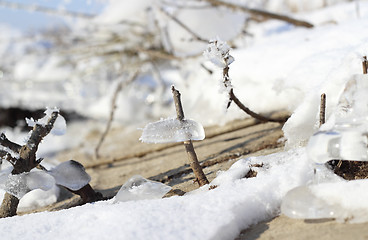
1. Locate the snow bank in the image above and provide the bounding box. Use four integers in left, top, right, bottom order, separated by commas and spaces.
0, 148, 314, 240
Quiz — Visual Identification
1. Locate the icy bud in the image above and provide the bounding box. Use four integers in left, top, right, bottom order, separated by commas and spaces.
114, 175, 172, 203
203, 38, 234, 68
48, 160, 91, 191
140, 117, 205, 144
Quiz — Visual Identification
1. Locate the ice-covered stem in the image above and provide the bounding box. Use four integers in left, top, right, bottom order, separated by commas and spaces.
320, 93, 326, 127
13, 111, 58, 174
0, 111, 58, 218
171, 86, 209, 187
363, 56, 367, 74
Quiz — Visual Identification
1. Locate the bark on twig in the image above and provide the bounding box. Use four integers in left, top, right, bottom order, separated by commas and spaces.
171, 86, 209, 186
0, 193, 19, 218
202, 0, 314, 28
363, 56, 367, 74
95, 71, 139, 159
320, 93, 326, 127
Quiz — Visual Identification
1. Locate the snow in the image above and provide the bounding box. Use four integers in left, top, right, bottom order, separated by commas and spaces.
203, 38, 234, 68
0, 148, 314, 240
48, 160, 91, 191
140, 117, 205, 143
1, 0, 368, 238
114, 175, 172, 202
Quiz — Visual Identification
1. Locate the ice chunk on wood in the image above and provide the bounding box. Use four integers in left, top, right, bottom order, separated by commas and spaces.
140, 117, 205, 143
282, 180, 368, 223
48, 160, 91, 191
114, 175, 172, 203
0, 169, 55, 199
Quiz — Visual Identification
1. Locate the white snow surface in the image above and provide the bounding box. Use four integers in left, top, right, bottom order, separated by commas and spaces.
0, 148, 315, 240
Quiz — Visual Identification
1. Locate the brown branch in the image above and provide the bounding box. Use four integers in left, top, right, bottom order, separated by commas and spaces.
223, 64, 288, 123
172, 86, 209, 187
95, 71, 140, 159
363, 56, 368, 74
320, 93, 326, 127
201, 0, 314, 28
159, 7, 209, 43
0, 133, 21, 153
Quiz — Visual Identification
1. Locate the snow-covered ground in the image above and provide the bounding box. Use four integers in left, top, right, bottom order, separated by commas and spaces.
1, 0, 368, 239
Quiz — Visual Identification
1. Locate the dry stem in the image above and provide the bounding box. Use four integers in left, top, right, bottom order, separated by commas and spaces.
363, 56, 367, 74
95, 71, 139, 159
171, 86, 209, 186
320, 93, 326, 127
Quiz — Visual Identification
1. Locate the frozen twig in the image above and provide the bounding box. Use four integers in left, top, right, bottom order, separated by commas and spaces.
201, 0, 314, 28
171, 86, 209, 186
95, 71, 140, 159
204, 39, 288, 123
319, 93, 326, 127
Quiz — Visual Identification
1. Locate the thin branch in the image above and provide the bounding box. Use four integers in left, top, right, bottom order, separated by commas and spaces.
0, 133, 21, 153
362, 56, 367, 74
158, 7, 209, 43
172, 86, 209, 187
320, 93, 326, 127
0, 0, 94, 19
95, 71, 140, 159
201, 0, 314, 28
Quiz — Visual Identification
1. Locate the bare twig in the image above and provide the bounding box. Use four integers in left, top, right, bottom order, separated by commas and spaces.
223, 66, 288, 123
172, 86, 209, 186
95, 71, 140, 159
159, 7, 209, 43
0, 0, 94, 19
201, 0, 314, 28
320, 93, 326, 127
362, 56, 367, 74
0, 133, 21, 153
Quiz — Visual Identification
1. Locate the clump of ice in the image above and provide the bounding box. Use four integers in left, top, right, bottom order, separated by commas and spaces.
25, 107, 66, 136
0, 169, 55, 199
114, 175, 172, 203
307, 129, 368, 164
203, 38, 234, 68
282, 179, 368, 223
18, 185, 59, 212
140, 117, 205, 143
48, 160, 91, 191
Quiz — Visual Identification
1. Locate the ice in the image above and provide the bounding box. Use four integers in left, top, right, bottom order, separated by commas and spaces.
139, 117, 205, 143
0, 169, 55, 199
51, 114, 67, 136
281, 185, 339, 219
307, 127, 368, 164
203, 38, 234, 68
114, 175, 172, 203
48, 160, 91, 191
281, 180, 368, 223
25, 107, 66, 136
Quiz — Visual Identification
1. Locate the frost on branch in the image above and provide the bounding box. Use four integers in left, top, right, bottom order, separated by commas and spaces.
114, 175, 172, 203
139, 117, 205, 144
203, 38, 234, 68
